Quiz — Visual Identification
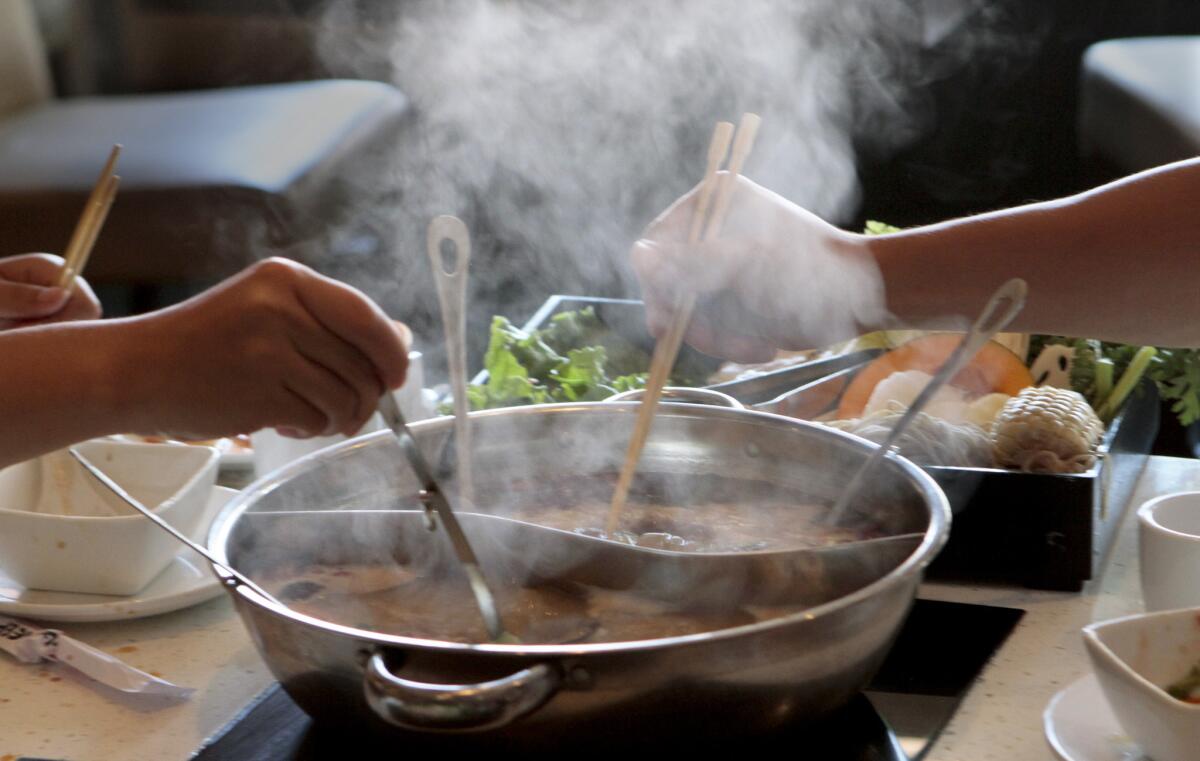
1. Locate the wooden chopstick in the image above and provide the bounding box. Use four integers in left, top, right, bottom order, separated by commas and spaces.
56, 145, 121, 289
70, 174, 120, 282
605, 114, 761, 534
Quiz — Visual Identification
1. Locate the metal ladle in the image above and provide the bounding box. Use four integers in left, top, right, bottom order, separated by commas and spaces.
370, 215, 507, 642
427, 215, 474, 506
67, 448, 284, 608
825, 277, 1028, 525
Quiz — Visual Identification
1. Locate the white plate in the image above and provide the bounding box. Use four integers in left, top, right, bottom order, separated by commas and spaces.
1044, 673, 1149, 761
0, 486, 235, 623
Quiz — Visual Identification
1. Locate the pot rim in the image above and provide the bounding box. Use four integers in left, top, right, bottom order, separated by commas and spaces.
209, 401, 950, 656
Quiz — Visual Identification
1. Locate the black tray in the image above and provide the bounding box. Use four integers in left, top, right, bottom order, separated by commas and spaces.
509, 295, 1158, 592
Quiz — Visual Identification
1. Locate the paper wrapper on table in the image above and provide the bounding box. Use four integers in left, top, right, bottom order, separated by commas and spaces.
0, 615, 193, 698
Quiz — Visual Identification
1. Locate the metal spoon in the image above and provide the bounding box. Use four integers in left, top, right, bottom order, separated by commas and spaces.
825, 278, 1028, 525
67, 448, 283, 608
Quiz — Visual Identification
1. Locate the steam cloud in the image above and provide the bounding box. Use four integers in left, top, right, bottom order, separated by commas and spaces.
233, 2, 1034, 639
312, 0, 1025, 368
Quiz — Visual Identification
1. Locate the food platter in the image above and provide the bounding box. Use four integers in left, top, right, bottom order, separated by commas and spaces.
496, 295, 1159, 591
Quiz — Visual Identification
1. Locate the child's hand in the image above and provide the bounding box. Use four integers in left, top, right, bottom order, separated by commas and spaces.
0, 253, 102, 329
117, 258, 411, 441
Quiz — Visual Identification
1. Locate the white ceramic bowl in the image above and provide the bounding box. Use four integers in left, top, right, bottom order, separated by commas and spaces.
1082, 608, 1200, 761
1139, 491, 1200, 611
0, 440, 219, 596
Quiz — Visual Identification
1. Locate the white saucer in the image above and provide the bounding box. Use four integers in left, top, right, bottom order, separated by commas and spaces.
1044, 673, 1149, 761
0, 486, 235, 623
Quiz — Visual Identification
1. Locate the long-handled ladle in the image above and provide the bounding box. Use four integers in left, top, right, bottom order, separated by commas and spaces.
824, 277, 1028, 526
67, 448, 284, 608
427, 215, 474, 506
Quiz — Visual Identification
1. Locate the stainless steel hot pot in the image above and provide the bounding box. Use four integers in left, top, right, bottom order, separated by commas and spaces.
208, 402, 950, 743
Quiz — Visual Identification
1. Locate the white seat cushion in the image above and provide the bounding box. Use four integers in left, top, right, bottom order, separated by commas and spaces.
1080, 37, 1200, 172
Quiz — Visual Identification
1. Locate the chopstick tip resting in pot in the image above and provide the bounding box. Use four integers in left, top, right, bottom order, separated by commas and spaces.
606, 114, 760, 535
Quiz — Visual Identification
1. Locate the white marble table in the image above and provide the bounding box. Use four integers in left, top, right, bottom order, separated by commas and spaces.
2, 456, 1195, 761
921, 456, 1198, 761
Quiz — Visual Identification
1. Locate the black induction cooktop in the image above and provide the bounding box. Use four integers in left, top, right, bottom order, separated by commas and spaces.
188, 599, 1023, 761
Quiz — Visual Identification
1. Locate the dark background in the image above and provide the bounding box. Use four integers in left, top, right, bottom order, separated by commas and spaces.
46, 0, 1200, 224
26, 0, 1200, 451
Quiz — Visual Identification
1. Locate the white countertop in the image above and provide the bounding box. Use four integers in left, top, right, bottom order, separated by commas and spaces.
2, 455, 1196, 761
922, 456, 1198, 761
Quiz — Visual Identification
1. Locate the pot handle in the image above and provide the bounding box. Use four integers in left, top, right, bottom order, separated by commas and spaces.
605, 386, 744, 409
364, 652, 562, 732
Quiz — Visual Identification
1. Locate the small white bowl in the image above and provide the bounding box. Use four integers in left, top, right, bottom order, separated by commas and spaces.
0, 440, 218, 596
1139, 491, 1200, 611
1082, 608, 1200, 761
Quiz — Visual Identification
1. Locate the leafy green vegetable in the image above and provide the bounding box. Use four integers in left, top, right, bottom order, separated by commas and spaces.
454, 308, 703, 411
1096, 346, 1157, 423
1154, 349, 1200, 426
1031, 335, 1200, 426
552, 347, 611, 401
1166, 662, 1200, 703
1069, 339, 1103, 398
1094, 358, 1114, 403
864, 220, 902, 235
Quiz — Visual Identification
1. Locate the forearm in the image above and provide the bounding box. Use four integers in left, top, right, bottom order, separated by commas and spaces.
0, 320, 146, 467
871, 158, 1200, 346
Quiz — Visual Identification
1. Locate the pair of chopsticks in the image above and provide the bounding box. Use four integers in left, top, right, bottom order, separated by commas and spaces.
55, 145, 122, 290
605, 113, 762, 534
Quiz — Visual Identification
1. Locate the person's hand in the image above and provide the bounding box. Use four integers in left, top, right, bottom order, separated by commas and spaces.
117, 258, 411, 440
630, 174, 885, 363
0, 253, 102, 329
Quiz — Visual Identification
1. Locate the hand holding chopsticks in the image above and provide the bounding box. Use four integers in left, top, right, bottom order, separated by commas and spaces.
606, 114, 761, 534
56, 144, 121, 291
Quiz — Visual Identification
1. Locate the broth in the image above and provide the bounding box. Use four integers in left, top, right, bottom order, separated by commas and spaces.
263, 563, 792, 644
506, 500, 878, 551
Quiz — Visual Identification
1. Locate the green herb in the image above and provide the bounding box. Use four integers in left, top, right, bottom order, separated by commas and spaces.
864, 220, 902, 235
1166, 663, 1200, 703
1094, 358, 1114, 403
1153, 349, 1200, 426
1031, 336, 1200, 426
1095, 346, 1157, 423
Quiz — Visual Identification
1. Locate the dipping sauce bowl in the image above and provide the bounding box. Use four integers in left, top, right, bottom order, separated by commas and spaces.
1138, 490, 1200, 612
0, 440, 218, 596
1083, 608, 1200, 761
